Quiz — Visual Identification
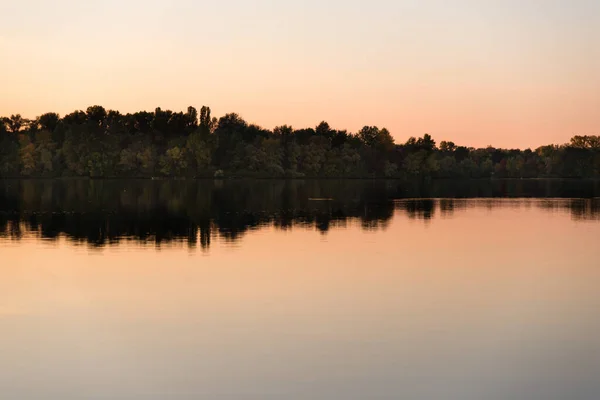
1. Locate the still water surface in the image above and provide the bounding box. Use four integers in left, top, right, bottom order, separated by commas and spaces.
1, 180, 600, 399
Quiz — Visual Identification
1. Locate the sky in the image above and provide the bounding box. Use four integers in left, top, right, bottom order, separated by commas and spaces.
1, 0, 599, 148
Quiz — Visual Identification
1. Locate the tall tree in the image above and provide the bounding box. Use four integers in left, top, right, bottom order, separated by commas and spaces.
37, 113, 60, 132
3, 114, 26, 133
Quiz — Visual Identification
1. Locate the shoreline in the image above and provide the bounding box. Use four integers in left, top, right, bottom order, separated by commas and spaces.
2, 176, 600, 182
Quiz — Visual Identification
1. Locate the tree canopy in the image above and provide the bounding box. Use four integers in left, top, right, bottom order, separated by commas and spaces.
1, 105, 599, 179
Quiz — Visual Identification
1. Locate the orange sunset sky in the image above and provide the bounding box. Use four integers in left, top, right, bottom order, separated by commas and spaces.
1, 0, 599, 149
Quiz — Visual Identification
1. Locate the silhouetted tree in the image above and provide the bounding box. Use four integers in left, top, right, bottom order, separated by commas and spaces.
37, 113, 60, 132
0, 105, 597, 179
3, 114, 26, 133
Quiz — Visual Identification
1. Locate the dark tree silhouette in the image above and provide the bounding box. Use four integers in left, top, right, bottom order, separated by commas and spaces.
0, 105, 599, 179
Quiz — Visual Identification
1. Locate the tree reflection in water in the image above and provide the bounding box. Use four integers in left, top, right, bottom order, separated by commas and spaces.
1, 179, 599, 249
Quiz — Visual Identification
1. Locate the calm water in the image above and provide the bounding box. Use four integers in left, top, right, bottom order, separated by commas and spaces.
1, 179, 600, 400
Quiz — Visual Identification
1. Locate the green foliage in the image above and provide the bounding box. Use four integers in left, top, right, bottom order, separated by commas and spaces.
403, 150, 429, 176
0, 107, 598, 179
19, 142, 37, 176
118, 139, 157, 177
186, 131, 212, 175
88, 152, 112, 177
160, 146, 188, 176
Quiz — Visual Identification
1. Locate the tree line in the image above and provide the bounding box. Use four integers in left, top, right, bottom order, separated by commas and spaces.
1, 106, 599, 178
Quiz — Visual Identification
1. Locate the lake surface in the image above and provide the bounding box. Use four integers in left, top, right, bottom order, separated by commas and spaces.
1, 179, 600, 399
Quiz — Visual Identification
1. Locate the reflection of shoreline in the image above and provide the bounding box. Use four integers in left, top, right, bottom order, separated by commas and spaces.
397, 198, 600, 221
1, 180, 599, 249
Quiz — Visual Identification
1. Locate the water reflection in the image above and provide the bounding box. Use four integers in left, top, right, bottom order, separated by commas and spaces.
1, 179, 599, 248
2, 180, 600, 400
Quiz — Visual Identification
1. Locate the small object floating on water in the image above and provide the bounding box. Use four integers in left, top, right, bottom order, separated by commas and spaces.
308, 198, 334, 201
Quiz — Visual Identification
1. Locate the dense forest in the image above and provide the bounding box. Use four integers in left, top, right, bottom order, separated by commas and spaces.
1, 106, 599, 178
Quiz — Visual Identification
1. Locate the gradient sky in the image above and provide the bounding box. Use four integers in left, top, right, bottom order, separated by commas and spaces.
1, 0, 599, 148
